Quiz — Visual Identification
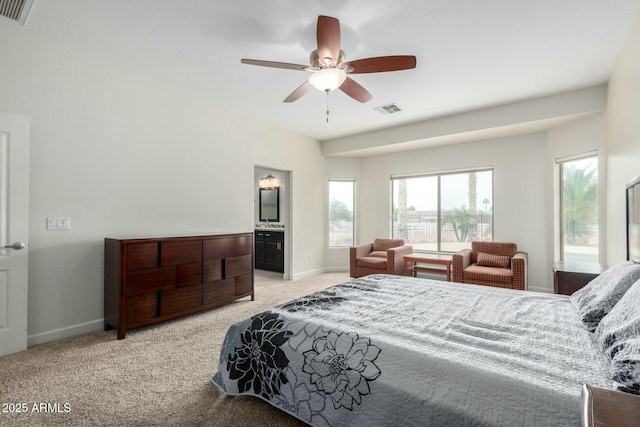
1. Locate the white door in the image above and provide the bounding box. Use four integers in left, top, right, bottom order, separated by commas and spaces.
0, 111, 30, 357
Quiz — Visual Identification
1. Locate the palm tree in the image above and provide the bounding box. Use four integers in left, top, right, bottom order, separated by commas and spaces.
563, 163, 597, 244
445, 205, 471, 242
467, 172, 478, 241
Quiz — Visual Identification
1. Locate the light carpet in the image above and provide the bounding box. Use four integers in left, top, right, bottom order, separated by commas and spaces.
0, 271, 350, 427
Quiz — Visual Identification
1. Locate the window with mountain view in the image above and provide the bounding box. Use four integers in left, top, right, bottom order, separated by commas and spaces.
392, 169, 493, 252
560, 156, 598, 262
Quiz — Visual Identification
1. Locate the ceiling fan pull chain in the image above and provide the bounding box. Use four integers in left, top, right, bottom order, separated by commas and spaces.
326, 90, 330, 123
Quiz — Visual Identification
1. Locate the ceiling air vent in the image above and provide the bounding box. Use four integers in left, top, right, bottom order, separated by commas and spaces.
374, 103, 403, 115
0, 0, 35, 24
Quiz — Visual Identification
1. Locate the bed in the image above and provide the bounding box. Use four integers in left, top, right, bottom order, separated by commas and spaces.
212, 176, 640, 426
213, 274, 612, 426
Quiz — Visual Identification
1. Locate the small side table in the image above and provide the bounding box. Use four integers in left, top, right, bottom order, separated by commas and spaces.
553, 261, 607, 296
581, 384, 640, 427
404, 253, 452, 281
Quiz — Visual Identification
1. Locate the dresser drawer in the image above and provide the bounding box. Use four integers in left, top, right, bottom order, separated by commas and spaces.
161, 240, 202, 266
226, 254, 252, 278
126, 243, 158, 270
203, 259, 222, 283
203, 278, 235, 305
126, 267, 174, 297
160, 285, 202, 315
176, 262, 202, 287
126, 293, 159, 322
235, 274, 253, 296
203, 237, 236, 259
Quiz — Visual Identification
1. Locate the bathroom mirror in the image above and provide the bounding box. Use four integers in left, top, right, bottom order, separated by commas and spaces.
259, 187, 280, 222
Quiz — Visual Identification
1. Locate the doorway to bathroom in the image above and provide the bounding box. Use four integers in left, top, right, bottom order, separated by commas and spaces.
254, 166, 292, 280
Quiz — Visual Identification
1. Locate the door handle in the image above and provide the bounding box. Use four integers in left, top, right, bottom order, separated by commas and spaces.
4, 242, 25, 250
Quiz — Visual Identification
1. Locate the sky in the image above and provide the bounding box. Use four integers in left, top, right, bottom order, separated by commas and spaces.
329, 171, 493, 213
392, 171, 493, 212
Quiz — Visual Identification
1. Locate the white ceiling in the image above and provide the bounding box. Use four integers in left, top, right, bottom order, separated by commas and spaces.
17, 0, 640, 142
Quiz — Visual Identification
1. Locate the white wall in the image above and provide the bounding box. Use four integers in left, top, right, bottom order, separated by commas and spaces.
605, 14, 640, 264
327, 132, 550, 291
0, 19, 325, 344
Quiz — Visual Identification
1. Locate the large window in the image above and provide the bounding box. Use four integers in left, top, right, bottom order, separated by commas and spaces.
328, 179, 355, 247
559, 155, 598, 262
392, 169, 493, 252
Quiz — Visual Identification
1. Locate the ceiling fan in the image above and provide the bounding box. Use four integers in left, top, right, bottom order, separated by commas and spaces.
241, 15, 417, 103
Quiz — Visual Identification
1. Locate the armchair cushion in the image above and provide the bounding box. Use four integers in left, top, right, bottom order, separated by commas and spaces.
476, 252, 511, 269
464, 265, 513, 284
369, 251, 388, 258
356, 256, 388, 269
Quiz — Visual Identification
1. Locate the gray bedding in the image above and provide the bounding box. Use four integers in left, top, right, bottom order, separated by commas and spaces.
212, 274, 611, 426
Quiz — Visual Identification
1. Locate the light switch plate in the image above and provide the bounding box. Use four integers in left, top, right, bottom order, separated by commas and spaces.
47, 217, 71, 230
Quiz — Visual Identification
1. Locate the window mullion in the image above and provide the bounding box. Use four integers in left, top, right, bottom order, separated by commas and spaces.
437, 175, 442, 252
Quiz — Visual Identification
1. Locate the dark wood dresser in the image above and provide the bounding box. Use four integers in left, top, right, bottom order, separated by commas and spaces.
553, 261, 607, 296
104, 232, 253, 339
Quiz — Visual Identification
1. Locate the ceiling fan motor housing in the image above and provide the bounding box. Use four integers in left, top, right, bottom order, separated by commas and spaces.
310, 49, 347, 68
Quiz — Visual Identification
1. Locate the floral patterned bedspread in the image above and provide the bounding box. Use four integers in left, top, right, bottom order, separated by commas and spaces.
211, 274, 612, 426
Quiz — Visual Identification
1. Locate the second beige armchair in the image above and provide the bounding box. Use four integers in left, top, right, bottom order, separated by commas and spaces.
350, 238, 413, 278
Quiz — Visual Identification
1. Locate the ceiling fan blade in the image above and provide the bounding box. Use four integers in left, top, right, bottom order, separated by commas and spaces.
316, 15, 341, 66
241, 58, 308, 71
283, 81, 313, 103
344, 56, 417, 74
339, 77, 372, 103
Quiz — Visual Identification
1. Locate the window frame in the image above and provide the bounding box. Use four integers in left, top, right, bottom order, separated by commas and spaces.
557, 152, 599, 263
328, 178, 356, 248
390, 167, 494, 253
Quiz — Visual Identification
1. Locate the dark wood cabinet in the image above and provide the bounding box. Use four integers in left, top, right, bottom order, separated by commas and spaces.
553, 261, 607, 295
254, 230, 284, 273
104, 232, 253, 339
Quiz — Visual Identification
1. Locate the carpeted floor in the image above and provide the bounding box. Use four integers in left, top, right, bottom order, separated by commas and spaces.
0, 271, 350, 427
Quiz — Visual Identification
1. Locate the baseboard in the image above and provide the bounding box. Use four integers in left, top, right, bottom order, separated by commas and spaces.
27, 319, 104, 348
291, 267, 330, 281
322, 266, 349, 273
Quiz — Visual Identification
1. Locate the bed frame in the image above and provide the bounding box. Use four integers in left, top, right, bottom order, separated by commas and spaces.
627, 174, 640, 263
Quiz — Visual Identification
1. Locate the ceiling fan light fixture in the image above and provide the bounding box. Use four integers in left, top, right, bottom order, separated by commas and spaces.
308, 68, 347, 93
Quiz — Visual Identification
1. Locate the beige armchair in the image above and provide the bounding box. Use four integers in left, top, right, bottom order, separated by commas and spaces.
350, 238, 413, 278
452, 241, 528, 290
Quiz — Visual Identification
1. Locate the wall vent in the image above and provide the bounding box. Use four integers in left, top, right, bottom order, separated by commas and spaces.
373, 103, 403, 115
0, 0, 35, 25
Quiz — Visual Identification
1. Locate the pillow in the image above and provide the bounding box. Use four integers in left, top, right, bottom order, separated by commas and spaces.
595, 278, 640, 358
476, 252, 510, 269
594, 279, 640, 394
610, 337, 640, 395
372, 238, 404, 252
570, 261, 640, 332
